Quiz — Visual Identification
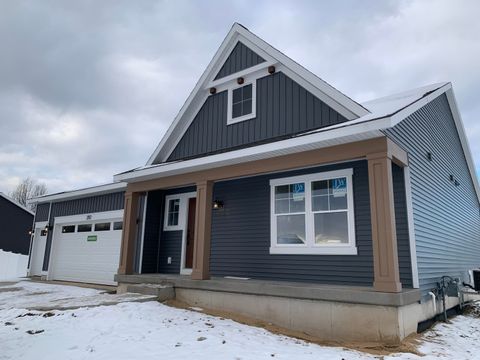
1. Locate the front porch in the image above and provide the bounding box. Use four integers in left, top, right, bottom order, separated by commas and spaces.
116, 273, 421, 344
117, 136, 411, 293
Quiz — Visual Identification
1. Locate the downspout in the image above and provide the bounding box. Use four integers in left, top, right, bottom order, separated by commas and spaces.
428, 291, 437, 315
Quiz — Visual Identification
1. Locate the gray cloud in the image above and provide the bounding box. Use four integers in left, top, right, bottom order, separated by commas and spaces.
1, 0, 479, 194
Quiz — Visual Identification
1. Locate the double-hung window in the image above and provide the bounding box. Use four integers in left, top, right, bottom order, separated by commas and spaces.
164, 195, 181, 231
270, 168, 356, 255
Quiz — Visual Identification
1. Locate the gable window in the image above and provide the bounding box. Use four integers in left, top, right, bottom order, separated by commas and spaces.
269, 168, 356, 255
227, 82, 256, 125
164, 196, 181, 231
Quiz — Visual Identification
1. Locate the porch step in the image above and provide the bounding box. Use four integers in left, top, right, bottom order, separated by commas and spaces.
126, 283, 175, 301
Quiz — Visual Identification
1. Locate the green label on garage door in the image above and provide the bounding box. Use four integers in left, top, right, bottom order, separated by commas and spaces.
87, 235, 97, 242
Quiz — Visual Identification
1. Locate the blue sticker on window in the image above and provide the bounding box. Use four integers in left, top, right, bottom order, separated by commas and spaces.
332, 178, 347, 197
292, 183, 305, 201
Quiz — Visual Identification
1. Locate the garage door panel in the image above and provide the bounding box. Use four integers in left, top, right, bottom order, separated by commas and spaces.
50, 220, 122, 285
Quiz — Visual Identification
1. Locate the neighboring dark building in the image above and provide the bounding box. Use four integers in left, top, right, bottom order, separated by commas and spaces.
0, 192, 34, 255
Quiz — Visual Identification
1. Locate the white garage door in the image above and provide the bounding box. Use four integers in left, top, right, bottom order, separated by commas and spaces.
50, 214, 123, 285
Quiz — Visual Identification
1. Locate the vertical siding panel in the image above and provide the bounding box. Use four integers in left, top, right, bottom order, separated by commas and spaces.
167, 72, 348, 162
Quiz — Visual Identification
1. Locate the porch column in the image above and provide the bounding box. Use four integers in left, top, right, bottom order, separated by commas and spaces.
191, 180, 213, 280
367, 153, 402, 293
118, 191, 140, 275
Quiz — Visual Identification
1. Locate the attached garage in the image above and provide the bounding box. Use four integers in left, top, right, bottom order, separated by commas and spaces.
27, 183, 126, 285
49, 210, 123, 285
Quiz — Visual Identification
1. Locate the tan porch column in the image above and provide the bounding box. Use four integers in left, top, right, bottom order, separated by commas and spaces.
191, 180, 213, 280
368, 152, 402, 293
117, 191, 140, 275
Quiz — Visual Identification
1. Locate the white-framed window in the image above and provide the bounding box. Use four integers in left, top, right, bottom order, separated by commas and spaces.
269, 168, 357, 255
164, 195, 181, 231
227, 82, 256, 125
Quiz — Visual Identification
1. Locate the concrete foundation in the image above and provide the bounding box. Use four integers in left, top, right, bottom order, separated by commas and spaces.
175, 288, 420, 344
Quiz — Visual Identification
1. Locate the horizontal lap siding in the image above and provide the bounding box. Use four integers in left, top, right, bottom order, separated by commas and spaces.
167, 72, 348, 162
392, 163, 413, 287
142, 186, 196, 274
42, 192, 125, 271
214, 41, 265, 80
385, 94, 480, 296
210, 161, 375, 286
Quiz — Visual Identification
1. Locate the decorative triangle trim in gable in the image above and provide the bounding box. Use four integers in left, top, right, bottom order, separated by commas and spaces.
146, 23, 370, 165
214, 41, 266, 80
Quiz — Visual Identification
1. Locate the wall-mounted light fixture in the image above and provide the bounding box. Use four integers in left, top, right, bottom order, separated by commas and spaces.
454, 180, 460, 187
209, 87, 217, 95
44, 224, 53, 232
268, 65, 276, 74
449, 174, 454, 182
28, 229, 35, 236
213, 200, 224, 209
427, 152, 432, 161
237, 77, 244, 85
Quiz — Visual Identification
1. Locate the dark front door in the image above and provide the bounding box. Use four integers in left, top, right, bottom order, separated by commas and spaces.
185, 197, 196, 269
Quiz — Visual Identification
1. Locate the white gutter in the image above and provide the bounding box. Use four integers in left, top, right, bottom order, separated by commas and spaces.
114, 118, 392, 183
28, 182, 127, 204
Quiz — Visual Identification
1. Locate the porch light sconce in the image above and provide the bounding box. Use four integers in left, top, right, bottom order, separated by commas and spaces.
449, 174, 454, 182
237, 77, 244, 85
268, 65, 276, 74
28, 229, 34, 236
209, 87, 217, 95
426, 152, 432, 161
454, 180, 460, 187
213, 200, 224, 209
44, 224, 53, 232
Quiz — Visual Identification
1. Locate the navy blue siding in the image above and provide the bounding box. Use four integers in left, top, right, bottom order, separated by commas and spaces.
142, 186, 196, 274
214, 41, 265, 80
210, 161, 376, 285
42, 192, 125, 271
385, 94, 480, 296
166, 72, 348, 162
0, 196, 33, 255
35, 203, 50, 222
392, 163, 413, 287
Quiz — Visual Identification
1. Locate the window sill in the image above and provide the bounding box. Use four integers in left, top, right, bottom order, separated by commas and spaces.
227, 112, 256, 125
269, 246, 358, 255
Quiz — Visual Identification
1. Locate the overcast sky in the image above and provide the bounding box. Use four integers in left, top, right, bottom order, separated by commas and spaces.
1, 0, 479, 195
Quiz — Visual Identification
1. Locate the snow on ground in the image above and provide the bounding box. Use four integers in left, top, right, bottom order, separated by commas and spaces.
0, 280, 480, 360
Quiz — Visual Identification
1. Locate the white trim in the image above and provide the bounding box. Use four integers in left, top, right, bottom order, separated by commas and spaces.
52, 210, 124, 225
404, 166, 419, 288
146, 23, 368, 165
138, 193, 148, 274
269, 168, 357, 255
163, 195, 183, 231
115, 126, 385, 183
227, 81, 256, 125
28, 182, 126, 204
0, 192, 34, 215
180, 193, 197, 275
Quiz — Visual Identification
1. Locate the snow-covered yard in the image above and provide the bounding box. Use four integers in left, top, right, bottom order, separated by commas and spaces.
0, 280, 479, 360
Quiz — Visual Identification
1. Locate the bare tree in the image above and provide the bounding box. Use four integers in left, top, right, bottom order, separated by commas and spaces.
10, 177, 47, 212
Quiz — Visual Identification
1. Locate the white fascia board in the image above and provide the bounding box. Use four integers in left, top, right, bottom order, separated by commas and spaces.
445, 88, 480, 203
53, 210, 124, 225
146, 23, 369, 165
28, 182, 127, 205
0, 192, 35, 216
114, 119, 389, 183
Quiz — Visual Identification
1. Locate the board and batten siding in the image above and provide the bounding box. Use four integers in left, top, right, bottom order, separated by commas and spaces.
385, 94, 480, 296
41, 191, 125, 271
214, 41, 265, 80
210, 160, 413, 286
167, 72, 348, 162
34, 203, 50, 223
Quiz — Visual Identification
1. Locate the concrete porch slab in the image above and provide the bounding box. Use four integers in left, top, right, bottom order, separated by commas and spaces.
115, 274, 421, 307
